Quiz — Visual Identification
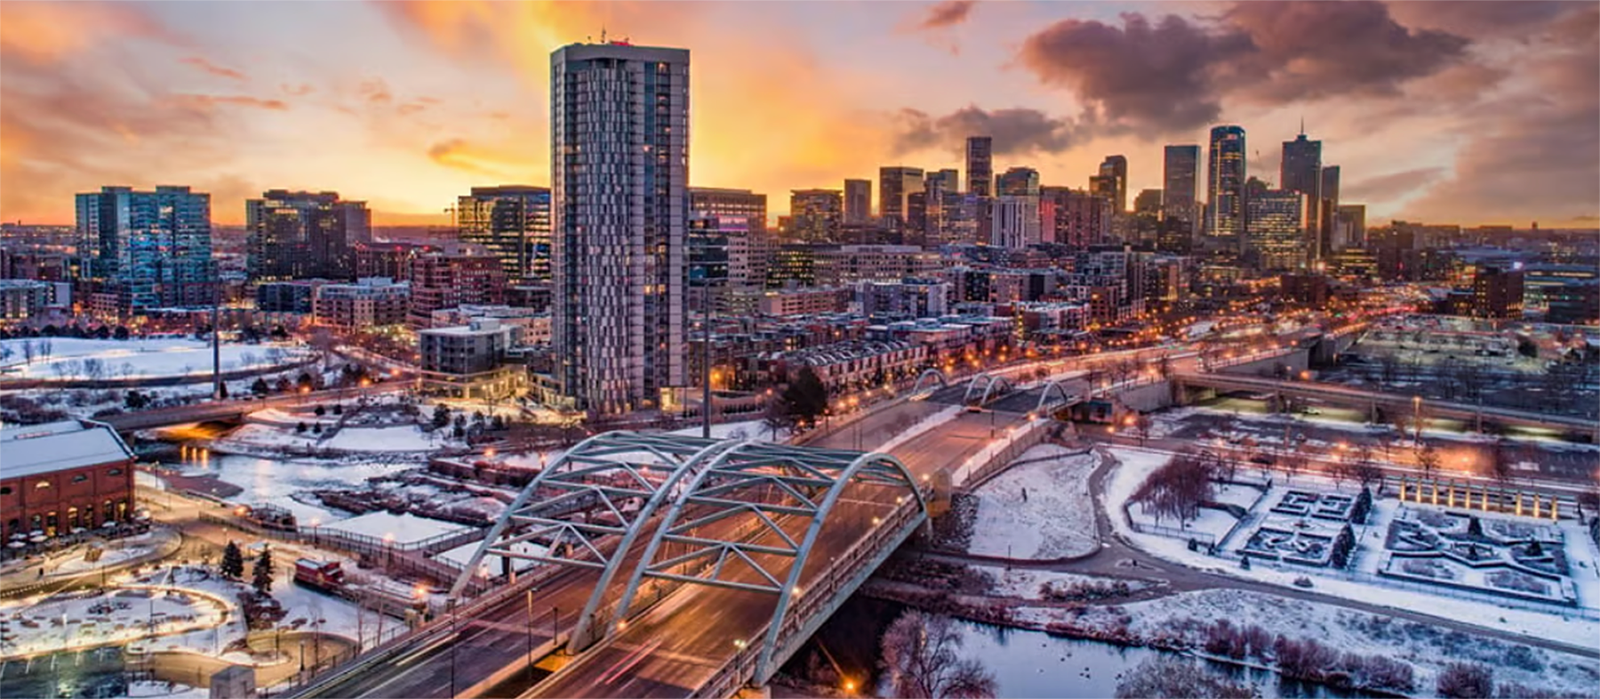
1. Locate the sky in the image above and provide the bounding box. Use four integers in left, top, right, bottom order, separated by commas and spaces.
1, 0, 1596, 228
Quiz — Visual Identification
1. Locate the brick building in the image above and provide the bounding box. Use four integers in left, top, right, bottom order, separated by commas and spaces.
1, 420, 136, 539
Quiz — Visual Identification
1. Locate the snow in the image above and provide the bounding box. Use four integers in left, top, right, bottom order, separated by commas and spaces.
877, 404, 962, 453
1102, 445, 1600, 650
171, 454, 414, 525
0, 584, 230, 658
435, 540, 550, 578
966, 446, 1100, 560
122, 680, 209, 699
668, 418, 789, 442
320, 511, 468, 545
1010, 587, 1600, 698
51, 533, 166, 575
321, 425, 443, 452
980, 566, 1153, 601
0, 337, 308, 380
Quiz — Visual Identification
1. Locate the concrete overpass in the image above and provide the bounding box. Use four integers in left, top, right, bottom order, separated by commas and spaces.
99, 382, 406, 433
1173, 371, 1600, 438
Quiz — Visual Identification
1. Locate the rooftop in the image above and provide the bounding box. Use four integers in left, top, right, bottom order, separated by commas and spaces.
0, 420, 135, 479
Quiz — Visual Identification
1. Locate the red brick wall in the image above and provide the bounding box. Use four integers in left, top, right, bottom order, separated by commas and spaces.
0, 459, 134, 538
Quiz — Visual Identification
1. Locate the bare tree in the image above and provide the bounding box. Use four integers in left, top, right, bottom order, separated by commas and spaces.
1488, 437, 1516, 487
1352, 445, 1383, 491
1281, 449, 1308, 483
1414, 441, 1441, 482
1134, 413, 1153, 446
879, 610, 997, 699
1133, 451, 1217, 525
81, 358, 106, 382
20, 339, 35, 365
1115, 657, 1258, 699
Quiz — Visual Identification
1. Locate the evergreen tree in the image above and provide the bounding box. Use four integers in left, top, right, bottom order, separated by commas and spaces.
220, 541, 245, 579
780, 366, 830, 425
251, 378, 269, 396
432, 404, 451, 429
218, 382, 229, 399
314, 405, 326, 417
251, 546, 275, 595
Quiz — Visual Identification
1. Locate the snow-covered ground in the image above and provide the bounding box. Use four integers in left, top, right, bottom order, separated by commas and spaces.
0, 337, 308, 380
980, 565, 1154, 601
0, 585, 229, 658
1102, 445, 1600, 650
322, 425, 444, 452
1012, 587, 1600, 698
51, 532, 169, 576
435, 540, 550, 577
171, 455, 415, 526
122, 680, 209, 699
967, 445, 1099, 560
668, 418, 790, 442
321, 511, 468, 545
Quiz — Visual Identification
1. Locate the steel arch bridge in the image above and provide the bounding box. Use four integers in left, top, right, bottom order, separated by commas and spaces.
450, 432, 929, 676
1033, 378, 1081, 415
963, 374, 1013, 405
909, 367, 949, 396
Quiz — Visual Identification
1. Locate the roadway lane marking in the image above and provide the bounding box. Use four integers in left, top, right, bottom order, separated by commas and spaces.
600, 638, 666, 685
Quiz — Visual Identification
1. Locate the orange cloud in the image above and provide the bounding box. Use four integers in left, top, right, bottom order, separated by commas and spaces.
172, 94, 290, 111
0, 2, 179, 63
180, 56, 247, 81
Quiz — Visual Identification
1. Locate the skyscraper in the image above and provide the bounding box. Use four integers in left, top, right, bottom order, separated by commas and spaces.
1280, 133, 1323, 197
966, 136, 993, 197
1098, 155, 1128, 213
989, 196, 1040, 249
551, 41, 689, 414
76, 185, 213, 315
926, 169, 959, 196
689, 187, 767, 234
1245, 189, 1310, 271
247, 190, 355, 281
1207, 125, 1247, 241
996, 167, 1041, 197
1162, 145, 1200, 232
1040, 187, 1111, 249
1315, 165, 1341, 262
1335, 204, 1366, 250
843, 179, 872, 225
789, 189, 843, 242
456, 185, 552, 282
879, 166, 925, 229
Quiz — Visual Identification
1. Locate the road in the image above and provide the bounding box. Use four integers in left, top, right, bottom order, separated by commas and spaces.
525, 403, 1039, 698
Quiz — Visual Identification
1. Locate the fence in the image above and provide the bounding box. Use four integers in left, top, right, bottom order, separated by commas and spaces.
1120, 504, 1220, 549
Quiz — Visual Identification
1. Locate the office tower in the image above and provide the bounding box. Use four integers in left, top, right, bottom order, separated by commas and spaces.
1280, 132, 1323, 197
455, 185, 552, 282
689, 188, 767, 233
990, 196, 1040, 249
1318, 166, 1340, 209
1245, 189, 1310, 271
843, 179, 872, 225
1471, 266, 1525, 319
1335, 204, 1366, 250
1088, 175, 1119, 210
76, 185, 213, 314
789, 189, 843, 243
1134, 189, 1163, 215
1098, 155, 1128, 213
966, 136, 993, 196
1207, 125, 1247, 241
926, 169, 959, 196
688, 214, 731, 316
247, 190, 348, 281
551, 41, 689, 414
1162, 145, 1200, 232
879, 166, 925, 229
1040, 187, 1110, 249
1313, 165, 1341, 262
996, 167, 1041, 197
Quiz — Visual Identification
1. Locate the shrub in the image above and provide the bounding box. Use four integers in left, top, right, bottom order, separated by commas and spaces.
1437, 662, 1494, 699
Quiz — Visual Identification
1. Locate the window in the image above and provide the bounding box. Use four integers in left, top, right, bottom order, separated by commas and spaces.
35, 481, 50, 489
0, 487, 10, 495
72, 475, 88, 483
107, 468, 123, 476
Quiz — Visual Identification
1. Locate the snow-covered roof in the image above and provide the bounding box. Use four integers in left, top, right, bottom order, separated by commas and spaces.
0, 420, 134, 479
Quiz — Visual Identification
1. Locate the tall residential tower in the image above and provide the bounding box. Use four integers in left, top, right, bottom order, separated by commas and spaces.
966, 136, 993, 197
551, 41, 689, 414
1207, 126, 1247, 242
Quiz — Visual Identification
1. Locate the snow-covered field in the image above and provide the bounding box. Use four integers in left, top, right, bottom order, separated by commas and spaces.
967, 445, 1100, 560
0, 337, 308, 380
123, 680, 209, 699
51, 533, 169, 576
980, 566, 1153, 601
322, 425, 443, 452
321, 511, 468, 545
668, 418, 790, 442
0, 585, 229, 658
173, 455, 415, 526
1102, 445, 1600, 650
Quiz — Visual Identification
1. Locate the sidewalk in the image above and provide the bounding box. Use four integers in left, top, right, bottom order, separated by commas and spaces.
0, 527, 182, 598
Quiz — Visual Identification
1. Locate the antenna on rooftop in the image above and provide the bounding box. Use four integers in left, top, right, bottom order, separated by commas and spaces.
601, 26, 607, 43
1299, 115, 1305, 136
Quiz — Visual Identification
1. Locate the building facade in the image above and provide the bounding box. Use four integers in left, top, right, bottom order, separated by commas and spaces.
418, 318, 524, 398
76, 186, 214, 315
408, 254, 507, 327
843, 179, 872, 225
1162, 145, 1200, 235
1, 420, 136, 539
1245, 189, 1311, 271
789, 189, 843, 243
878, 166, 925, 229
456, 185, 552, 282
552, 41, 689, 414
1098, 155, 1128, 214
1207, 126, 1247, 242
966, 136, 993, 197
246, 190, 369, 281
312, 277, 410, 330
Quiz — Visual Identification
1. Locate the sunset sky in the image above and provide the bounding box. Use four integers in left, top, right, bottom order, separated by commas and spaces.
2, 1, 1596, 227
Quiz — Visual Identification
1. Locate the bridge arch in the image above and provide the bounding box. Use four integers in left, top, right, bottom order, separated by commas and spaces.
447, 431, 739, 631
909, 368, 949, 396
978, 376, 1014, 405
609, 442, 926, 673
1034, 379, 1078, 415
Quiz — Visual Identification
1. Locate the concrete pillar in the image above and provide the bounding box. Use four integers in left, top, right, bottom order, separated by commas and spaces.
1516, 492, 1523, 517
1447, 486, 1455, 508
1551, 500, 1559, 522
1532, 495, 1541, 519
1431, 483, 1439, 506
1398, 481, 1407, 502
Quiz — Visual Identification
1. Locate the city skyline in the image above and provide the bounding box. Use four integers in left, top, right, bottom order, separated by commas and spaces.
2, 1, 1597, 227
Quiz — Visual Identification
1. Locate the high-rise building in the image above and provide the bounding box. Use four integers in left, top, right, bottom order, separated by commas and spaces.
879, 166, 925, 229
689, 187, 767, 234
1280, 133, 1323, 197
843, 179, 872, 225
1316, 166, 1342, 260
551, 41, 689, 414
688, 214, 731, 315
76, 185, 213, 315
456, 185, 552, 282
926, 169, 959, 197
246, 190, 369, 281
1040, 187, 1111, 249
1162, 145, 1200, 232
990, 196, 1040, 249
407, 254, 507, 327
1098, 155, 1128, 213
1335, 204, 1366, 250
966, 136, 993, 197
1133, 189, 1163, 215
789, 189, 843, 243
1207, 125, 1247, 241
1244, 189, 1310, 271
996, 167, 1041, 197
1471, 265, 1525, 319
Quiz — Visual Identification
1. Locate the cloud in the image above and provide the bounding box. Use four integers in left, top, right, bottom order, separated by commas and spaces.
915, 1, 976, 31
1016, 2, 1471, 135
0, 2, 182, 64
281, 83, 315, 96
1344, 167, 1446, 204
1383, 1, 1582, 40
893, 106, 1077, 157
172, 94, 289, 111
426, 138, 504, 176
180, 56, 246, 81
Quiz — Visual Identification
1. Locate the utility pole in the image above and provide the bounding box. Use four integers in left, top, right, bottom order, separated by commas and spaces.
212, 282, 222, 401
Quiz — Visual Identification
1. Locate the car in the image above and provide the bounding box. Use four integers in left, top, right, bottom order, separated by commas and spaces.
964, 405, 984, 413
1250, 455, 1276, 465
